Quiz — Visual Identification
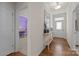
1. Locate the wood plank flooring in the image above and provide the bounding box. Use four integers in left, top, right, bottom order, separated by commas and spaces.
7, 37, 78, 56
40, 37, 78, 56
7, 51, 25, 56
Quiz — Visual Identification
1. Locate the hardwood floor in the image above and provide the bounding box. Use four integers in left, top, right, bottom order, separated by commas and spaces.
7, 37, 78, 56
40, 37, 78, 56
7, 51, 25, 56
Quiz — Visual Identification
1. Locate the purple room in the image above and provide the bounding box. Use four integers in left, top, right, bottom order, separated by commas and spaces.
19, 16, 27, 38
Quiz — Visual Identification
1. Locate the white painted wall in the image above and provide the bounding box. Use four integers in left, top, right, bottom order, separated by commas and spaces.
0, 2, 15, 55
66, 2, 79, 50
74, 5, 79, 46
27, 3, 44, 56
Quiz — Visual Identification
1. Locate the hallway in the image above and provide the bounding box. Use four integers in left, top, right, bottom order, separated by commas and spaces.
0, 2, 79, 56
40, 37, 78, 56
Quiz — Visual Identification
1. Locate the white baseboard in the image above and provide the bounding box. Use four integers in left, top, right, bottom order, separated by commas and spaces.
75, 49, 79, 55
71, 48, 79, 56
38, 46, 46, 56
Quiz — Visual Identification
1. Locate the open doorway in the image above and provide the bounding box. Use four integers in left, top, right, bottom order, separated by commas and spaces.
18, 16, 27, 55
53, 13, 66, 39
19, 16, 27, 38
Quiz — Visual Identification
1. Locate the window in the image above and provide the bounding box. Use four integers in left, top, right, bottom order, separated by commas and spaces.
55, 17, 64, 30
55, 17, 64, 21
45, 19, 50, 29
56, 21, 62, 30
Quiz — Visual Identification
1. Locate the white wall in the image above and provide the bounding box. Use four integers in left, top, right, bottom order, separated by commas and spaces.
0, 2, 15, 55
27, 3, 44, 56
75, 5, 79, 46
66, 2, 79, 50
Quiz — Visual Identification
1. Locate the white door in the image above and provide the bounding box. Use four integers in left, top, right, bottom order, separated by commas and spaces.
53, 13, 66, 38
0, 3, 14, 55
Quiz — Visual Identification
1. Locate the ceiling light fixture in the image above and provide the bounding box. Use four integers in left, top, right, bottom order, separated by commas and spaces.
54, 2, 61, 10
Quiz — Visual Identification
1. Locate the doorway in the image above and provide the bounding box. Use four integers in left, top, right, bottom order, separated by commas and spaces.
53, 13, 66, 39
19, 16, 27, 55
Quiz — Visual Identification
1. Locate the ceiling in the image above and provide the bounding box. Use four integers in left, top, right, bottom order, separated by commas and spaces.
44, 2, 69, 11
